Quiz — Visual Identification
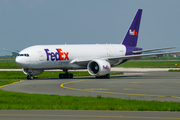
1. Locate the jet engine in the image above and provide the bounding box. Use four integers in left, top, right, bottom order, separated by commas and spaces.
22, 68, 44, 76
87, 59, 111, 76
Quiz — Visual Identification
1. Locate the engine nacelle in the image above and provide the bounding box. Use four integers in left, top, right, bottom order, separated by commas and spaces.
87, 59, 111, 76
22, 68, 44, 76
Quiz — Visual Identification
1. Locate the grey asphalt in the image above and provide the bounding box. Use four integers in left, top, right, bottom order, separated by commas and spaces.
1, 71, 180, 102
0, 110, 180, 120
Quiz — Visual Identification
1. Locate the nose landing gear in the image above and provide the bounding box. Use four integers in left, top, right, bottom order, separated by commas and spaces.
27, 69, 33, 80
27, 74, 33, 80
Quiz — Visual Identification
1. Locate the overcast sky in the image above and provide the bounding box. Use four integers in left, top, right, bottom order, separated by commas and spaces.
0, 0, 180, 56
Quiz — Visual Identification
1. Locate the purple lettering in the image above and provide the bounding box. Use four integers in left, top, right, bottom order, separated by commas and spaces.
44, 48, 69, 61
51, 52, 55, 61
44, 49, 51, 61
55, 49, 60, 61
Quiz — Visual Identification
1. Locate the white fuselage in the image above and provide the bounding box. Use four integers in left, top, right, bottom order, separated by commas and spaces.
15, 44, 126, 70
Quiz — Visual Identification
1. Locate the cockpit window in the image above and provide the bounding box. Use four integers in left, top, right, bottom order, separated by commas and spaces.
17, 54, 29, 57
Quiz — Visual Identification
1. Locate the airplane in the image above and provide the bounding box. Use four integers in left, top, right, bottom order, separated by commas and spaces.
7, 9, 180, 80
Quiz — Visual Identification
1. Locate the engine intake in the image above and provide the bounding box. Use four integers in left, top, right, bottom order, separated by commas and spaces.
87, 59, 111, 76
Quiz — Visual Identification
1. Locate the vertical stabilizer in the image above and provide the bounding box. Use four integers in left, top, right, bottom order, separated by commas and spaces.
122, 9, 142, 47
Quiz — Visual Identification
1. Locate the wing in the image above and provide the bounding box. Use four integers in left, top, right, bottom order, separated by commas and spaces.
106, 51, 180, 60
72, 51, 180, 64
132, 46, 177, 54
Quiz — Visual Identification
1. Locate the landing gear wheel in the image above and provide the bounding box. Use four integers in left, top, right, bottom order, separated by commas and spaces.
95, 76, 100, 79
59, 73, 73, 79
59, 74, 62, 78
70, 73, 73, 78
106, 74, 110, 79
95, 74, 110, 79
27, 75, 33, 80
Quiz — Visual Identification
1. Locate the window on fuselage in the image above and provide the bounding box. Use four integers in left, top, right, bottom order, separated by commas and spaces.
17, 54, 29, 57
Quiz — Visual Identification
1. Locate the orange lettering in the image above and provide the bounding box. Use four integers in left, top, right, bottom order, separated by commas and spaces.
64, 52, 69, 60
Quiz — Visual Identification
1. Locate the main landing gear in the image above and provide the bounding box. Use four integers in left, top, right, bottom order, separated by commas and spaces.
96, 74, 110, 79
59, 70, 73, 79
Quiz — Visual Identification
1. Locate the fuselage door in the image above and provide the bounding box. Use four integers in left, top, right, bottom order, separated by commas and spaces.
38, 51, 44, 61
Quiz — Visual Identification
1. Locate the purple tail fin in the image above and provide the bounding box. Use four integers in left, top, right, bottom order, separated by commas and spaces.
122, 9, 142, 47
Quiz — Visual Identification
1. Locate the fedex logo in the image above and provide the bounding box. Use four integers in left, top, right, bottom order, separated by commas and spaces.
129, 29, 138, 35
44, 48, 69, 61
103, 65, 109, 70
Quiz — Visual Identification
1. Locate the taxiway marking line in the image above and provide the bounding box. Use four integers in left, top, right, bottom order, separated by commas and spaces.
0, 80, 24, 88
0, 114, 180, 119
60, 80, 179, 98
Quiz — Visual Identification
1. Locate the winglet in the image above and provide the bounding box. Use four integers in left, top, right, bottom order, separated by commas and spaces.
122, 9, 142, 47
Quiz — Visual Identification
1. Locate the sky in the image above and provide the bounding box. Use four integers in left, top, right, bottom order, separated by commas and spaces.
0, 0, 180, 56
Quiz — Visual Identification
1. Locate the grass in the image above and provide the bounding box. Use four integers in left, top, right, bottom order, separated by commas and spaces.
0, 80, 180, 111
0, 71, 123, 79
168, 69, 180, 72
0, 80, 19, 86
0, 59, 21, 69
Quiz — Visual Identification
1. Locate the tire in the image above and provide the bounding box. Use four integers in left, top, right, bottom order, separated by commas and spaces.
106, 74, 110, 79
59, 74, 62, 78
65, 74, 68, 78
95, 76, 100, 79
70, 73, 73, 78
68, 74, 70, 78
27, 75, 33, 80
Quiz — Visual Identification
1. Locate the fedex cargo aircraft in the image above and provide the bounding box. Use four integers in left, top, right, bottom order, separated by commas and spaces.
14, 9, 180, 79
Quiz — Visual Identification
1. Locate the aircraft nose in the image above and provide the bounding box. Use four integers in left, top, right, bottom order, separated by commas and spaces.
15, 56, 26, 68
15, 57, 22, 67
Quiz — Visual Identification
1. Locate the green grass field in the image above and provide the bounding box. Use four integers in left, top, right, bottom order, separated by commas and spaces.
0, 80, 19, 86
0, 59, 21, 69
168, 69, 180, 72
0, 80, 180, 111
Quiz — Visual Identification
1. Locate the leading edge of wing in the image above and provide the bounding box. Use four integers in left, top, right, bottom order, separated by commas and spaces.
106, 51, 180, 60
